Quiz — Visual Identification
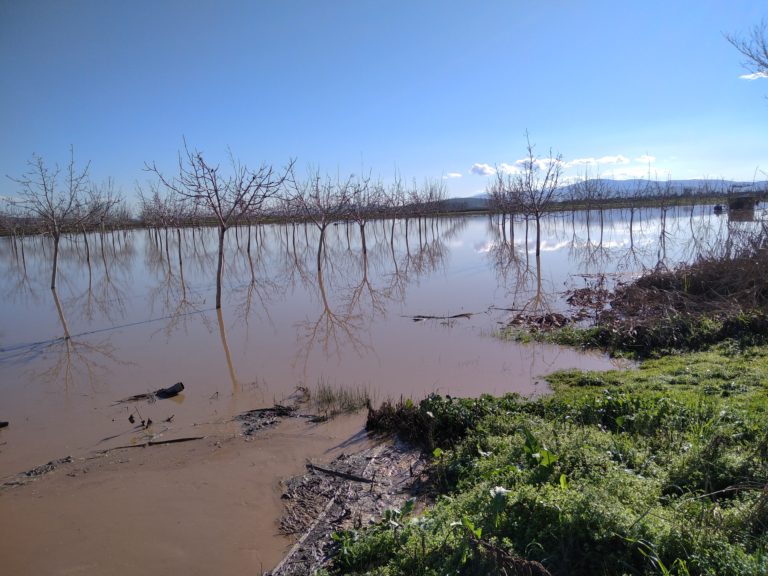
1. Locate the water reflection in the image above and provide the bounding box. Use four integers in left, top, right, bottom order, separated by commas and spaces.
483, 204, 766, 314
3, 204, 764, 473
42, 288, 124, 390
0, 232, 136, 390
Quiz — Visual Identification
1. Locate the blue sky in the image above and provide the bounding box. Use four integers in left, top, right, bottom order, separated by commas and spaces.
1, 0, 766, 201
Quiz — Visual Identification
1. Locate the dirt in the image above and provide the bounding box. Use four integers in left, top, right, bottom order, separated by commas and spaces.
0, 410, 378, 576
269, 439, 430, 576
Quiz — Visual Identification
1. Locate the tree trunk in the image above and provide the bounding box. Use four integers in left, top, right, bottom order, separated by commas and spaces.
317, 226, 327, 274
178, 228, 186, 298
50, 232, 60, 290
216, 225, 227, 309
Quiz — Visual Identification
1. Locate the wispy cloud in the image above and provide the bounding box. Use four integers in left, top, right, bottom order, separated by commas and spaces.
635, 154, 656, 163
443, 172, 463, 179
472, 154, 631, 176
470, 163, 496, 176
565, 155, 630, 169
739, 72, 768, 80
597, 155, 630, 165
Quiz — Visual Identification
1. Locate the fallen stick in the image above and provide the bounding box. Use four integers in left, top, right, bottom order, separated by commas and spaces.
242, 404, 295, 415
102, 436, 205, 451
306, 461, 374, 484
408, 312, 473, 321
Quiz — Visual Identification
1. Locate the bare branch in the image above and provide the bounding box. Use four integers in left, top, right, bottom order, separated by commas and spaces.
727, 20, 768, 76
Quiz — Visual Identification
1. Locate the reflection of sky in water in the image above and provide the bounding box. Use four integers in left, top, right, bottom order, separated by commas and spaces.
0, 205, 764, 472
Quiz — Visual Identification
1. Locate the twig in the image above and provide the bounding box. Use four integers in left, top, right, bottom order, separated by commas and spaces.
306, 461, 374, 484
101, 436, 205, 451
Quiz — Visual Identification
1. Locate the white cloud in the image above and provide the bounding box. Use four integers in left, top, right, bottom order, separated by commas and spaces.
497, 163, 520, 175
471, 157, 563, 177
635, 154, 656, 163
443, 172, 463, 179
514, 157, 564, 171
739, 72, 768, 80
470, 163, 496, 176
567, 157, 598, 168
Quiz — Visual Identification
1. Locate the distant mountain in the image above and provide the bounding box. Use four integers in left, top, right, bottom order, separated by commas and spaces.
439, 179, 768, 213
559, 179, 768, 198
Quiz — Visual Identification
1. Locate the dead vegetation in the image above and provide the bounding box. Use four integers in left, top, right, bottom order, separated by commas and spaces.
606, 247, 768, 321
268, 441, 429, 576
513, 239, 768, 357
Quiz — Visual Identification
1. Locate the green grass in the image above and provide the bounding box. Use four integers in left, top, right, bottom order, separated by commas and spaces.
342, 341, 768, 575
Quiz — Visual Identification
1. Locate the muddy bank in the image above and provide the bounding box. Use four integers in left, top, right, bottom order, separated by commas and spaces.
269, 440, 429, 575
0, 412, 371, 575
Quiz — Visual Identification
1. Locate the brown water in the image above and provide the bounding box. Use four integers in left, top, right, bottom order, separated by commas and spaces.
0, 206, 754, 475
0, 413, 370, 575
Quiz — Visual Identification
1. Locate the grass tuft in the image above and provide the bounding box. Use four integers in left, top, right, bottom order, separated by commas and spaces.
306, 378, 370, 420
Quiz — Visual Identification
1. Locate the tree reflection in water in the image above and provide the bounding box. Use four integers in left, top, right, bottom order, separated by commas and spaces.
289, 217, 459, 379
483, 204, 767, 318
1, 206, 765, 397
41, 288, 124, 390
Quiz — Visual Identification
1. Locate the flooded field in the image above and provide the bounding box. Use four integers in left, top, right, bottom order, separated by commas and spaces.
0, 205, 759, 475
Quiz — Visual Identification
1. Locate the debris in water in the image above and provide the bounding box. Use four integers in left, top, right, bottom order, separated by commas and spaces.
114, 382, 185, 404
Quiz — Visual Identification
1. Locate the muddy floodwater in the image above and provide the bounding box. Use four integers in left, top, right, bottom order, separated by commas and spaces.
1, 204, 761, 574
0, 205, 757, 476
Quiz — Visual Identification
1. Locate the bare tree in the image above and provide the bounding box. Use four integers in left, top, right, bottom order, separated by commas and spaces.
512, 134, 564, 257
727, 21, 768, 79
146, 141, 293, 309
348, 175, 384, 255
488, 168, 523, 240
288, 169, 354, 272
137, 182, 184, 229
8, 148, 108, 289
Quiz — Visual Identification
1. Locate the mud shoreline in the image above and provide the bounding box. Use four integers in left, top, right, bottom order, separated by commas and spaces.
0, 409, 389, 575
